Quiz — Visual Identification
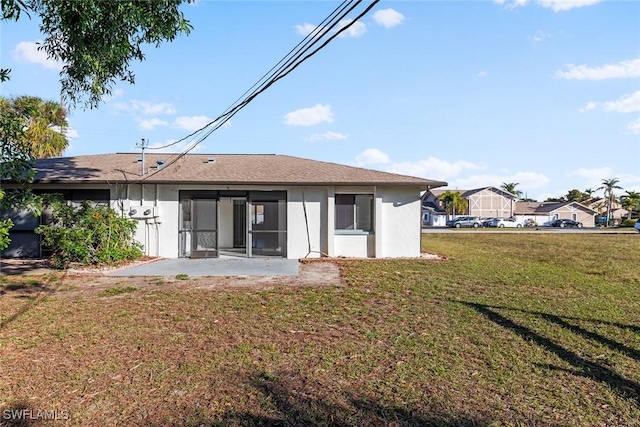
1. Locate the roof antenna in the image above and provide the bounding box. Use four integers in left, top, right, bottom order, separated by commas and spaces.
136, 138, 148, 175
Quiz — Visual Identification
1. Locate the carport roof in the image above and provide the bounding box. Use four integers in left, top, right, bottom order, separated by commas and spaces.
28, 153, 447, 190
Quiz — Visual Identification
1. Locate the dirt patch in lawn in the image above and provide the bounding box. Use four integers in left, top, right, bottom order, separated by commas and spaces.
0, 259, 344, 298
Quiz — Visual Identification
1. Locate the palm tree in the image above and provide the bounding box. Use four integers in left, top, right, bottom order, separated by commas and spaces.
0, 95, 69, 158
500, 182, 522, 198
621, 190, 640, 218
440, 191, 468, 218
597, 178, 622, 226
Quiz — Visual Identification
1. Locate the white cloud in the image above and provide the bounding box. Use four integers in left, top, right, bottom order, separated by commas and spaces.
355, 148, 390, 166
450, 172, 550, 190
579, 101, 597, 112
112, 100, 176, 115
295, 23, 319, 37
493, 0, 529, 10
138, 118, 168, 131
373, 9, 405, 28
579, 91, 640, 114
570, 167, 640, 192
628, 117, 640, 134
51, 125, 78, 139
602, 90, 640, 113
477, 71, 488, 78
495, 0, 601, 11
538, 0, 601, 12
529, 31, 551, 43
555, 57, 640, 80
306, 131, 348, 142
11, 40, 64, 71
284, 104, 333, 126
336, 19, 367, 38
384, 157, 481, 181
173, 115, 215, 131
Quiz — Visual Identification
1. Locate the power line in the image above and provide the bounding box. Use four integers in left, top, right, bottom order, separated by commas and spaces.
138, 0, 379, 181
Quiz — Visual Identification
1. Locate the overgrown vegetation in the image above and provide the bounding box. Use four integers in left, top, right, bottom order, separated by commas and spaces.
35, 198, 142, 268
0, 234, 638, 426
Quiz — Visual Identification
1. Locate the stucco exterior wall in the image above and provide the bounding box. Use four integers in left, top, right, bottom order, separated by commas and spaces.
6, 182, 424, 260
376, 186, 422, 258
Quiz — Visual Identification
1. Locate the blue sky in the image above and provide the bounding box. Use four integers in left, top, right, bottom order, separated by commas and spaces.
2, 0, 639, 201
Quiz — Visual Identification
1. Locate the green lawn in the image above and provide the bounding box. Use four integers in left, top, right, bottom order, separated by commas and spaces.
0, 234, 639, 426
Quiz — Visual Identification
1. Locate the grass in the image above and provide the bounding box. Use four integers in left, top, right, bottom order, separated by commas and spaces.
0, 234, 639, 426
99, 286, 138, 297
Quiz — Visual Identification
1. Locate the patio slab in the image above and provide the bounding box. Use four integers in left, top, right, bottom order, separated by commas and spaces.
108, 257, 300, 277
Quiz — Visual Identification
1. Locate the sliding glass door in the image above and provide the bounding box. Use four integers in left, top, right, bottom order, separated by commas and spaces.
179, 191, 218, 258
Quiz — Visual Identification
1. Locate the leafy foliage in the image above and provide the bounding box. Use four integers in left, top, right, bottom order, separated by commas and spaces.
2, 0, 193, 108
35, 198, 142, 269
0, 96, 69, 158
0, 218, 12, 250
440, 190, 468, 216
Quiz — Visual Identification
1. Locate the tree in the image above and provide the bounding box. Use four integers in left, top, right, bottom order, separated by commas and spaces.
1, 0, 193, 247
440, 191, 468, 218
597, 178, 622, 226
2, 0, 193, 108
0, 96, 69, 158
564, 189, 590, 203
500, 182, 522, 198
584, 188, 594, 199
621, 190, 640, 218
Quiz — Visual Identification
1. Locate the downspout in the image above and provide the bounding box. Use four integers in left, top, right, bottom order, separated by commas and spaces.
155, 184, 160, 257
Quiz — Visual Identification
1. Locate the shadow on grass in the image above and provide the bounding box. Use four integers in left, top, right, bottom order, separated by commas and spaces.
456, 301, 640, 406
0, 274, 63, 331
149, 370, 490, 426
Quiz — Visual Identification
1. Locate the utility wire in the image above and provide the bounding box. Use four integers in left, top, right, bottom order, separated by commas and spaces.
138, 0, 379, 181
146, 0, 361, 152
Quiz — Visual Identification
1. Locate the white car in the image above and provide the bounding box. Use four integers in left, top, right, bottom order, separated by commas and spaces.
490, 217, 523, 228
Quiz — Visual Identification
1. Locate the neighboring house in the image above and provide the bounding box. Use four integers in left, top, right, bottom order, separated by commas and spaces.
514, 201, 597, 227
422, 186, 518, 219
1, 153, 446, 259
585, 198, 628, 221
421, 201, 447, 227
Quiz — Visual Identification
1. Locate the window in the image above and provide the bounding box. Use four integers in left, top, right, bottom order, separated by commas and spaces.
571, 213, 577, 221
335, 194, 373, 231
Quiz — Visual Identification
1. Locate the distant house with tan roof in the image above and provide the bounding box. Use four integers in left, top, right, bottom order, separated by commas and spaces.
2, 153, 446, 259
514, 201, 597, 227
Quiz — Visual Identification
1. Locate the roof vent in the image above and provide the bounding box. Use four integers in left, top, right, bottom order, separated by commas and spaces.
136, 157, 143, 163
207, 157, 216, 164
156, 159, 166, 170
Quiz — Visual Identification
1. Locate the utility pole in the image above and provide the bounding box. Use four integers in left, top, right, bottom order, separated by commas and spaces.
137, 138, 148, 175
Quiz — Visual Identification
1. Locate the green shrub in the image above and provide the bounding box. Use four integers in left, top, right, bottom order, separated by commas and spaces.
621, 218, 639, 227
0, 218, 13, 250
35, 198, 143, 269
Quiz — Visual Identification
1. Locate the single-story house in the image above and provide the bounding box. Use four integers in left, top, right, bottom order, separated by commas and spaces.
422, 186, 518, 220
513, 201, 598, 227
1, 153, 446, 259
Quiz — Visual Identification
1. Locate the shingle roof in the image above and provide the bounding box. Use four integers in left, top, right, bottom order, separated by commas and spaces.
29, 153, 447, 189
514, 201, 597, 214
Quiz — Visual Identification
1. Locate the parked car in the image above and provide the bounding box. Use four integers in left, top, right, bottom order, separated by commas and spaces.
448, 216, 482, 228
551, 219, 583, 228
635, 218, 640, 233
490, 217, 522, 228
481, 217, 495, 227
